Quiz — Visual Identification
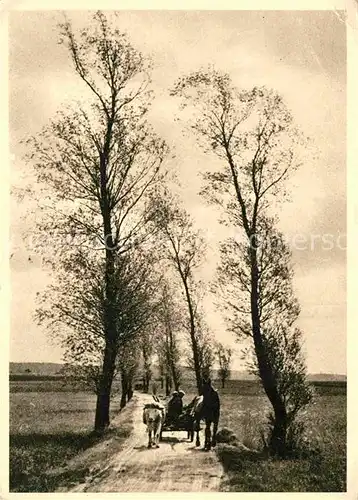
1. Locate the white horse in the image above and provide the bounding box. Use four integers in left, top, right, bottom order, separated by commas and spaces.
142, 401, 166, 448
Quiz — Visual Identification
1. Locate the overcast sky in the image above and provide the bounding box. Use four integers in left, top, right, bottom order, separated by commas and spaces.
9, 10, 346, 374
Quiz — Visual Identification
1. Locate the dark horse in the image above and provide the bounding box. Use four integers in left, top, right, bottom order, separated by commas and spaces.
186, 380, 220, 451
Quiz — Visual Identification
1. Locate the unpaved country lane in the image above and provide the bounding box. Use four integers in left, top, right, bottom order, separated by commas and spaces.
68, 393, 224, 492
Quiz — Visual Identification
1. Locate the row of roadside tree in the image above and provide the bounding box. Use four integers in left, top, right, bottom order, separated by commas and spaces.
24, 12, 313, 458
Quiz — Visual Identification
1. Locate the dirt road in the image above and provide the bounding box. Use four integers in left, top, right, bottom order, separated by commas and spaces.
62, 393, 224, 492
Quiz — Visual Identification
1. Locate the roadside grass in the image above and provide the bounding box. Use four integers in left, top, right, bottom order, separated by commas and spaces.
216, 394, 346, 492
10, 390, 132, 492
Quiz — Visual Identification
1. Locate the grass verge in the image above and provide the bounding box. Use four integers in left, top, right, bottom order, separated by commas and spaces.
10, 403, 134, 492
216, 433, 346, 492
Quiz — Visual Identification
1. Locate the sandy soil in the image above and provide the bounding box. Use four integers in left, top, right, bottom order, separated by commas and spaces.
59, 393, 224, 492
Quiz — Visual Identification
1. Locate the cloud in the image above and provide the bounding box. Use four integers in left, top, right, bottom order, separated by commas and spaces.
8, 11, 346, 372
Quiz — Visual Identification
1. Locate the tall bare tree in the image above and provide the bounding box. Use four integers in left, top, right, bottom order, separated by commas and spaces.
216, 343, 233, 389
152, 193, 207, 394
219, 217, 313, 453
156, 281, 182, 393
186, 314, 215, 382
171, 69, 312, 456
117, 338, 140, 408
140, 328, 155, 393
27, 12, 168, 432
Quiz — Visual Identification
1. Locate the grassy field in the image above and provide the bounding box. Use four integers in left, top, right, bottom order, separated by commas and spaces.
10, 377, 346, 492
9, 388, 130, 492
218, 393, 346, 492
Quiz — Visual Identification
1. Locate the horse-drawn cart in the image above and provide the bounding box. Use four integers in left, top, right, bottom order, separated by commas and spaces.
159, 404, 198, 442
147, 381, 220, 450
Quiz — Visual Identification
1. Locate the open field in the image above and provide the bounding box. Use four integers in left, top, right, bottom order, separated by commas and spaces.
9, 378, 346, 492
219, 392, 346, 492
9, 390, 131, 492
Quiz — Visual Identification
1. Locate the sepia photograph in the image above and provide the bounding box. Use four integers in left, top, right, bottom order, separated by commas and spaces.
8, 8, 347, 493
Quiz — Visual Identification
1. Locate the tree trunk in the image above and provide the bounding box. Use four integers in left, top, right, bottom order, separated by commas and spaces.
94, 273, 117, 431
228, 150, 288, 455
127, 386, 133, 402
270, 407, 288, 457
180, 273, 202, 394
94, 393, 111, 433
152, 381, 158, 395
168, 326, 180, 392
221, 378, 225, 389
95, 143, 118, 432
142, 344, 152, 394
158, 364, 165, 390
120, 392, 127, 409
171, 365, 180, 392
250, 244, 287, 456
120, 371, 128, 409
128, 372, 135, 401
165, 374, 172, 396
143, 373, 151, 393
94, 341, 116, 432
